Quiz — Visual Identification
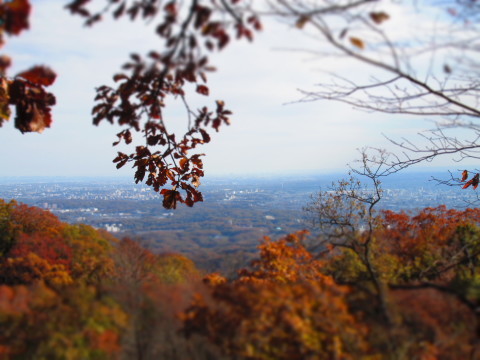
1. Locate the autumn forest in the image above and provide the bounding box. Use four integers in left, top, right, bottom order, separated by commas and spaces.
2, 0, 480, 359
3, 194, 480, 358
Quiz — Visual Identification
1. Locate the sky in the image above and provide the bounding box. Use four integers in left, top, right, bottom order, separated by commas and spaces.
0, 0, 467, 177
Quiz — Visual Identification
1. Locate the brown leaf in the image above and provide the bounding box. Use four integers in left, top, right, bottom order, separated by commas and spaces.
369, 11, 390, 25
349, 37, 365, 50
190, 154, 204, 168
179, 157, 189, 170
0, 56, 11, 74
161, 189, 181, 209
15, 103, 52, 133
113, 73, 128, 82
192, 175, 201, 188
9, 79, 56, 133
295, 16, 310, 29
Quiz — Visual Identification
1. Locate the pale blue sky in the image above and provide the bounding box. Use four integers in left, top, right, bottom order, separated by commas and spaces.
0, 1, 465, 177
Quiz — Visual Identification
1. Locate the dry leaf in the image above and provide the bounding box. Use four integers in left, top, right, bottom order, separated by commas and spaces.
349, 37, 365, 50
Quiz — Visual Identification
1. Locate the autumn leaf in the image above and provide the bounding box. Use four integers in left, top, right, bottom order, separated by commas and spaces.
295, 16, 310, 29
0, 78, 10, 123
16, 66, 56, 86
3, 0, 31, 35
349, 37, 365, 50
161, 189, 181, 209
15, 104, 52, 133
9, 79, 56, 133
192, 175, 201, 188
0, 56, 11, 74
196, 85, 209, 96
190, 154, 204, 168
164, 2, 177, 16
179, 157, 189, 171
113, 73, 128, 82
369, 11, 390, 24
462, 173, 479, 190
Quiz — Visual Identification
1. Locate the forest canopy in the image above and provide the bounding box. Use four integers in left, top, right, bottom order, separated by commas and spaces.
2, 198, 480, 358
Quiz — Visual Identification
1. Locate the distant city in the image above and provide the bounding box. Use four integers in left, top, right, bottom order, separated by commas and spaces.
0, 171, 477, 233
1, 171, 478, 271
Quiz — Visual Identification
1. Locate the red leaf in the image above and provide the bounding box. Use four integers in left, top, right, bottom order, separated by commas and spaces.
164, 1, 177, 15
17, 66, 56, 86
196, 85, 209, 96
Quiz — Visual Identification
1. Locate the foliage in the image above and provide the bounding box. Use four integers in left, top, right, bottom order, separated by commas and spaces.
182, 231, 370, 360
0, 0, 263, 208
65, 0, 263, 209
183, 181, 480, 359
4, 197, 480, 358
0, 200, 213, 359
303, 170, 480, 358
0, 0, 56, 133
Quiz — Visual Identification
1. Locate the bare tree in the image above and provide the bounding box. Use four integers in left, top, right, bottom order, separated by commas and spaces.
265, 0, 480, 182
305, 148, 395, 320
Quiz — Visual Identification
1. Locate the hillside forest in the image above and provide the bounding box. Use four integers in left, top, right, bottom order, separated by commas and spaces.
2, 188, 480, 359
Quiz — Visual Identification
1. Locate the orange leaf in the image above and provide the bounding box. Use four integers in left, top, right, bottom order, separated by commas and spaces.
179, 157, 189, 170
463, 173, 479, 189
349, 37, 365, 50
